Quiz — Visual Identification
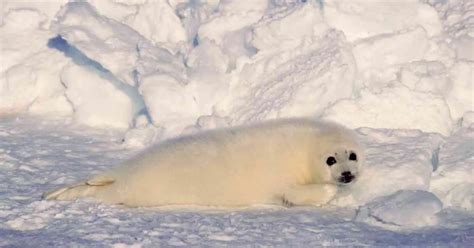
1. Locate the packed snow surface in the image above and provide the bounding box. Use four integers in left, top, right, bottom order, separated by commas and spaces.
0, 0, 473, 246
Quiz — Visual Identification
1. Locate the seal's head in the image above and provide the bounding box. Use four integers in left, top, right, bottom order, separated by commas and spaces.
306, 121, 365, 185
325, 148, 364, 185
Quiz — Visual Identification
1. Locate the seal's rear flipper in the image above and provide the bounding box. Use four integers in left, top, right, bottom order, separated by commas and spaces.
43, 176, 115, 201
86, 175, 115, 186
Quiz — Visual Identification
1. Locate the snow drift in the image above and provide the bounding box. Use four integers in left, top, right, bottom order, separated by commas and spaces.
1, 0, 472, 138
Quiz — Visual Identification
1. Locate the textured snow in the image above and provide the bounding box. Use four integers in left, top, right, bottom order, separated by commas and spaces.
323, 0, 442, 41
1, 0, 472, 136
0, 116, 473, 246
322, 85, 454, 135
61, 63, 137, 129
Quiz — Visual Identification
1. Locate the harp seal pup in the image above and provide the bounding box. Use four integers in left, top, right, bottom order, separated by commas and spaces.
44, 118, 364, 207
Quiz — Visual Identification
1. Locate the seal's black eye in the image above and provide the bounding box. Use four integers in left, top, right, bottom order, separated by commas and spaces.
349, 152, 357, 161
326, 156, 337, 166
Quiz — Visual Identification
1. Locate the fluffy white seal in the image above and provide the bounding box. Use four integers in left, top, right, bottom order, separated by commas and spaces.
44, 118, 364, 207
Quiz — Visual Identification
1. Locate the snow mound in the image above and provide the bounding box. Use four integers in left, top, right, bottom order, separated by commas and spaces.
460, 111, 474, 128
324, 0, 442, 41
430, 127, 474, 210
124, 1, 187, 49
0, 8, 70, 115
445, 62, 473, 120
436, 0, 474, 61
356, 190, 443, 228
322, 86, 453, 135
61, 64, 136, 129
223, 14, 355, 123
352, 27, 430, 72
122, 124, 163, 149
53, 2, 151, 86
0, 49, 72, 115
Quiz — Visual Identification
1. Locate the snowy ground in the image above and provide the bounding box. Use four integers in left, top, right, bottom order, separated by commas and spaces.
0, 116, 472, 247
1, 0, 473, 246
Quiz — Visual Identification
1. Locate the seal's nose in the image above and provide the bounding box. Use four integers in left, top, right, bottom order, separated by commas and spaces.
339, 171, 354, 184
341, 171, 352, 177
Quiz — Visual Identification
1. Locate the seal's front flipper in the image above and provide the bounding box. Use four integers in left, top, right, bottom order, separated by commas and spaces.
280, 184, 337, 206
281, 196, 295, 208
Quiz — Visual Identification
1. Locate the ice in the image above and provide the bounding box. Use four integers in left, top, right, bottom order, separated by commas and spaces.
355, 190, 443, 228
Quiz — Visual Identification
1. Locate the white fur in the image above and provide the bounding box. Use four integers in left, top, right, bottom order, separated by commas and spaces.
44, 118, 364, 207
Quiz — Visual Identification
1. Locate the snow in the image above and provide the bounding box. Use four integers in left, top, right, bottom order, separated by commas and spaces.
0, 7, 70, 114
116, 0, 187, 48
322, 85, 454, 135
2, 0, 472, 135
61, 63, 136, 129
323, 0, 442, 41
331, 127, 445, 206
1, 0, 473, 246
139, 73, 199, 132
446, 61, 474, 120
352, 27, 430, 72
431, 125, 474, 210
436, 0, 474, 61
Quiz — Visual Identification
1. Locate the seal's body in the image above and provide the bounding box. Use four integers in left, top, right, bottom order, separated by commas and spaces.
44, 119, 364, 207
